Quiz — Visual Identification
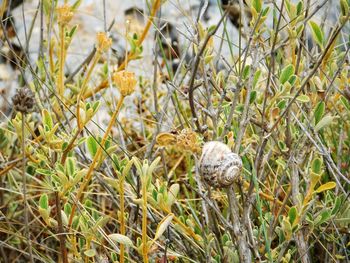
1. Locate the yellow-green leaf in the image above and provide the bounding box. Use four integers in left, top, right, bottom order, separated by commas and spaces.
296, 95, 310, 103
154, 213, 174, 241
309, 21, 324, 48
280, 65, 295, 84
42, 109, 53, 130
315, 182, 336, 193
108, 234, 134, 247
84, 249, 96, 257
315, 115, 334, 131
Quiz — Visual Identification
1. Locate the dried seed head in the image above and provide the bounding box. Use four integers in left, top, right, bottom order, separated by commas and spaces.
96, 32, 112, 53
56, 4, 74, 26
12, 87, 35, 114
176, 129, 200, 153
113, 70, 137, 97
199, 141, 242, 188
156, 132, 177, 146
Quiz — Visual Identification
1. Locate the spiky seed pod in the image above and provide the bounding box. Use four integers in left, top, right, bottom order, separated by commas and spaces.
12, 87, 35, 114
199, 141, 242, 188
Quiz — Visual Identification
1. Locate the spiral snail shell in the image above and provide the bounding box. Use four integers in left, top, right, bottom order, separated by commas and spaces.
199, 141, 242, 188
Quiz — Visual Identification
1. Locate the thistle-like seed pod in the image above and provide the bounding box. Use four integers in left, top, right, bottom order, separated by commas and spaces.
12, 87, 35, 114
199, 141, 242, 188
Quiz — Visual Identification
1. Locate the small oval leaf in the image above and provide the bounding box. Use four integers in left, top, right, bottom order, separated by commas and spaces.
280, 65, 295, 84
108, 234, 134, 247
315, 115, 334, 131
84, 248, 96, 257
309, 21, 324, 48
296, 95, 310, 103
314, 101, 325, 124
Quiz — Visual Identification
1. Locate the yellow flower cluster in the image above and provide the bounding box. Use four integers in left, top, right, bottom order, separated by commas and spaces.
113, 70, 137, 97
96, 32, 112, 53
56, 4, 74, 26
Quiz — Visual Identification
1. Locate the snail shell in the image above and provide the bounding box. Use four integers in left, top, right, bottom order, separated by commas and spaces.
199, 141, 242, 188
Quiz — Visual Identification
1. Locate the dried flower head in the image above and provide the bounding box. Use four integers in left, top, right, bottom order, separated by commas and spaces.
56, 4, 74, 26
113, 70, 137, 97
156, 132, 177, 146
96, 32, 112, 53
176, 129, 200, 153
12, 87, 35, 114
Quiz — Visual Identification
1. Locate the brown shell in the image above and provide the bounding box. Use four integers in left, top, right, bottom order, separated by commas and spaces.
199, 141, 242, 188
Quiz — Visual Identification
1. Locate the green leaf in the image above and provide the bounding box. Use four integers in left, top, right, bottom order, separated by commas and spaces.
249, 90, 257, 104
36, 168, 52, 176
207, 25, 217, 35
64, 203, 72, 215
242, 65, 251, 80
65, 157, 75, 177
296, 95, 310, 103
315, 182, 336, 193
39, 194, 49, 210
288, 75, 297, 85
69, 25, 78, 38
288, 206, 297, 226
61, 142, 68, 151
86, 136, 98, 157
315, 115, 334, 131
42, 109, 53, 130
280, 65, 295, 84
84, 249, 96, 257
262, 6, 270, 16
311, 158, 323, 174
252, 0, 262, 12
318, 210, 331, 225
331, 196, 341, 215
72, 0, 82, 10
314, 101, 325, 124
340, 0, 349, 16
296, 1, 303, 15
309, 21, 324, 48
92, 101, 100, 112
341, 96, 350, 111
108, 234, 134, 247
253, 70, 261, 88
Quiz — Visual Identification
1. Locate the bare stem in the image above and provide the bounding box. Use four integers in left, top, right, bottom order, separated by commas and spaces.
55, 191, 68, 263
22, 113, 34, 263
119, 174, 126, 263
58, 25, 65, 97
142, 176, 148, 263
